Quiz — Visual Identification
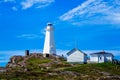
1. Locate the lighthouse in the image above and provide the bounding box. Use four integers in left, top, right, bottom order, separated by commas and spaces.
43, 23, 56, 57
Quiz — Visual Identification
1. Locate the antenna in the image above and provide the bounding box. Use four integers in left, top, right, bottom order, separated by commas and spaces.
75, 39, 77, 48
74, 28, 79, 49
74, 36, 78, 48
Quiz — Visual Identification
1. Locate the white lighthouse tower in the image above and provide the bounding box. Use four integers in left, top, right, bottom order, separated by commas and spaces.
43, 23, 56, 57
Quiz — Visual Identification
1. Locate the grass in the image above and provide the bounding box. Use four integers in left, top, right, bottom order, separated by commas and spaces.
26, 57, 51, 64
15, 57, 23, 63
1, 56, 120, 80
64, 64, 98, 75
1, 62, 120, 80
25, 57, 51, 72
93, 62, 120, 75
64, 62, 120, 76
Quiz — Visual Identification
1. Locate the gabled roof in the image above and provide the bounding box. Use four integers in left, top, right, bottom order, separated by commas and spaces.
90, 51, 113, 56
67, 48, 87, 56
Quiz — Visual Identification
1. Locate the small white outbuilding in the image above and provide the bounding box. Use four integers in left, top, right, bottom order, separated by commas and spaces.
90, 51, 114, 63
67, 48, 87, 64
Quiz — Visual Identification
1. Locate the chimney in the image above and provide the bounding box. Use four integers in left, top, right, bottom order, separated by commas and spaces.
102, 50, 105, 54
25, 50, 29, 56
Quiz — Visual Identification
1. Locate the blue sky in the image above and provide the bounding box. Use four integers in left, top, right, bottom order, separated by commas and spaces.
0, 0, 120, 66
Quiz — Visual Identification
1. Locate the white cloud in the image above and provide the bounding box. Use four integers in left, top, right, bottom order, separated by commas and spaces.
17, 34, 43, 39
0, 49, 67, 60
57, 49, 69, 57
0, 50, 25, 57
0, 49, 69, 62
0, 49, 120, 66
21, 0, 54, 9
40, 29, 46, 35
0, 60, 9, 63
1, 0, 54, 10
60, 0, 120, 25
83, 50, 120, 56
3, 0, 15, 2
0, 49, 42, 66
0, 49, 120, 57
11, 6, 18, 11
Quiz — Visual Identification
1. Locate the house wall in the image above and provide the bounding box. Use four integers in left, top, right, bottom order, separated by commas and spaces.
105, 54, 113, 62
67, 50, 87, 63
90, 54, 113, 63
90, 55, 98, 63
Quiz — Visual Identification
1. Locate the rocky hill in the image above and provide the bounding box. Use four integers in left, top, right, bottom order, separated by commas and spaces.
0, 53, 120, 80
6, 53, 70, 72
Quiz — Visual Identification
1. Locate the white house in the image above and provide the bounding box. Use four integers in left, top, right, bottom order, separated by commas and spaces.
90, 51, 114, 63
67, 48, 87, 64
